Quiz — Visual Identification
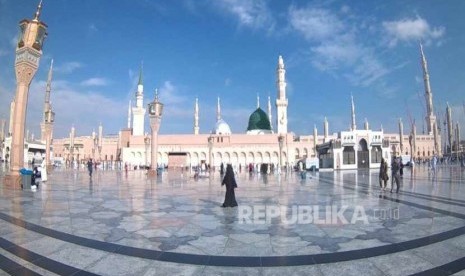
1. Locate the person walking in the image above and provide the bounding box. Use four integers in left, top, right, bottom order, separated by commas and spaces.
221, 164, 238, 207
391, 157, 401, 193
87, 158, 93, 177
379, 158, 388, 190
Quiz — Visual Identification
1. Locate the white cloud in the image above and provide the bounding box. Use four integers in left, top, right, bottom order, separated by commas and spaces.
214, 0, 275, 31
26, 79, 126, 137
158, 81, 187, 105
54, 61, 83, 74
288, 5, 389, 87
88, 23, 98, 33
80, 77, 108, 87
288, 6, 344, 41
383, 17, 445, 47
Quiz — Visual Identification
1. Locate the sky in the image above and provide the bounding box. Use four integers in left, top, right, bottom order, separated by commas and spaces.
1, 0, 465, 139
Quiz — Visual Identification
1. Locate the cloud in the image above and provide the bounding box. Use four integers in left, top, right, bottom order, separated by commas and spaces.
158, 81, 186, 104
288, 7, 344, 41
88, 23, 98, 33
382, 17, 445, 46
288, 5, 389, 87
213, 0, 275, 31
26, 79, 126, 137
80, 77, 108, 87
54, 61, 83, 74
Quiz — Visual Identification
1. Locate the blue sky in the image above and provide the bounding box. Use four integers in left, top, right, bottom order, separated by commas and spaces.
1, 0, 464, 139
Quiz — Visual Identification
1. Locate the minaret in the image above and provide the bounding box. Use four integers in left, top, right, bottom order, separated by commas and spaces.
267, 96, 272, 131
420, 42, 437, 135
8, 99, 15, 136
257, 94, 260, 109
275, 55, 288, 134
446, 103, 453, 153
127, 100, 131, 129
194, 97, 199, 135
398, 118, 404, 154
40, 59, 53, 142
217, 97, 221, 121
323, 117, 329, 142
132, 62, 146, 136
351, 94, 356, 131
364, 118, 369, 130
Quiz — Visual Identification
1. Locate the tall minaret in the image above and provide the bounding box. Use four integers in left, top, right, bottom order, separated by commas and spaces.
276, 55, 288, 134
420, 43, 436, 135
267, 96, 272, 130
399, 118, 404, 154
323, 117, 329, 142
351, 94, 356, 131
257, 94, 260, 109
194, 97, 199, 135
127, 100, 131, 129
217, 97, 221, 121
446, 103, 453, 153
40, 59, 53, 142
132, 62, 146, 136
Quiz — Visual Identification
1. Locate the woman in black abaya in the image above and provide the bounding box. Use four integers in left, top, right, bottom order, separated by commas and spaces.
221, 164, 238, 207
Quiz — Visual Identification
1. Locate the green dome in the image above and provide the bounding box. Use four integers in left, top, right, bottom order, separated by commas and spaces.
247, 108, 271, 131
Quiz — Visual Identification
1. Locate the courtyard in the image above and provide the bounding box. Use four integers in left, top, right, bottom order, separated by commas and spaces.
0, 165, 464, 275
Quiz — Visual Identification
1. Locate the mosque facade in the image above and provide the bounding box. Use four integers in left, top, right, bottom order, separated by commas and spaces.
2, 49, 443, 171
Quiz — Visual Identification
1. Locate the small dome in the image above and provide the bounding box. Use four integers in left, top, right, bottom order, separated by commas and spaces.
247, 108, 272, 133
213, 119, 232, 135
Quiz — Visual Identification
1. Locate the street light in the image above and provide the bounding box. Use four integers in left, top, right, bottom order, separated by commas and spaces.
278, 134, 284, 173
7, 2, 48, 187
44, 108, 54, 168
148, 90, 163, 176
144, 135, 150, 169
208, 136, 213, 171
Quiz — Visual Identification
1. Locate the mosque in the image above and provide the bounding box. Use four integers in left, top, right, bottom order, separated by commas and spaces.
2, 47, 442, 171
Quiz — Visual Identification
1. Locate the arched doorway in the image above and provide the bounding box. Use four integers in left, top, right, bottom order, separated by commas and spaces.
358, 139, 369, 168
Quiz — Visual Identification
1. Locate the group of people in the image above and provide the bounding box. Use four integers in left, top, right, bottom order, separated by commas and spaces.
379, 157, 402, 193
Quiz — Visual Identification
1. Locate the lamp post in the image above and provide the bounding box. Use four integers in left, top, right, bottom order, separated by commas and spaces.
43, 107, 54, 169
208, 136, 213, 171
144, 135, 150, 169
278, 134, 284, 173
91, 130, 96, 161
6, 2, 47, 187
148, 90, 163, 176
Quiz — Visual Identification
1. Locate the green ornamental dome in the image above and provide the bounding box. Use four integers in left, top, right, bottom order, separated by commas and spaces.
247, 108, 271, 131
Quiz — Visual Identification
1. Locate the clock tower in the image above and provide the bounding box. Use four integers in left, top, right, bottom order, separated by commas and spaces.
8, 1, 47, 181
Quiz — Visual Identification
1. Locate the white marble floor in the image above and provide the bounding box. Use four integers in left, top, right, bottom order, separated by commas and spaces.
0, 164, 464, 275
